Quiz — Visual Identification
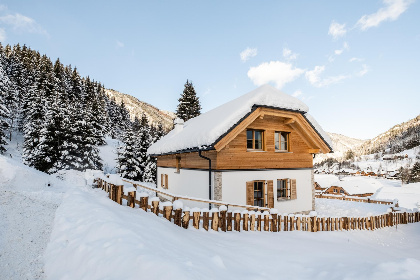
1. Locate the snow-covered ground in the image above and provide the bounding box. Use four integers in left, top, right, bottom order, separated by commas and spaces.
1, 132, 420, 279
315, 174, 420, 210
43, 183, 420, 280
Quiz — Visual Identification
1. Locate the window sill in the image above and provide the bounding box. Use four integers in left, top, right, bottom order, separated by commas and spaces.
275, 150, 292, 153
246, 149, 266, 152
277, 198, 291, 202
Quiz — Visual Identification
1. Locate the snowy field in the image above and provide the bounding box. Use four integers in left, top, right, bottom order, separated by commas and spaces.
315, 174, 420, 210
1, 154, 420, 279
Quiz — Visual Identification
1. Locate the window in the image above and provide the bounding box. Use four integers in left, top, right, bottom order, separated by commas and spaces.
161, 174, 169, 189
253, 181, 265, 207
275, 131, 289, 151
333, 188, 337, 193
340, 189, 344, 194
277, 179, 287, 199
276, 179, 297, 200
247, 129, 264, 150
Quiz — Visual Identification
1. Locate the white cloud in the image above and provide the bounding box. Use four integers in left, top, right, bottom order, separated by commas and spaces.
0, 4, 7, 12
356, 0, 413, 30
305, 65, 350, 87
328, 21, 347, 39
292, 90, 302, 97
116, 40, 124, 48
240, 47, 257, 62
247, 61, 305, 89
305, 65, 325, 86
349, 57, 364, 62
334, 42, 350, 56
357, 64, 369, 76
0, 28, 6, 41
0, 13, 47, 35
283, 48, 298, 60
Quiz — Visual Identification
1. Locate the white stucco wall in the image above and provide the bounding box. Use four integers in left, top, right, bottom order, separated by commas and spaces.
221, 169, 313, 213
157, 167, 214, 208
157, 167, 313, 213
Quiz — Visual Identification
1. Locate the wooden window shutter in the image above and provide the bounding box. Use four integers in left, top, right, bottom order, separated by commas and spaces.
165, 174, 169, 189
290, 179, 297, 200
246, 181, 254, 206
267, 180, 274, 208
286, 179, 291, 199
161, 174, 164, 188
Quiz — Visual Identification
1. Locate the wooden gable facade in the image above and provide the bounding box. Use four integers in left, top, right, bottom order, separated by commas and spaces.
156, 106, 331, 171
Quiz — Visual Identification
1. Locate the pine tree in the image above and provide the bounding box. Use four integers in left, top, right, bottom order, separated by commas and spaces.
176, 80, 201, 122
0, 50, 11, 153
117, 125, 142, 181
33, 98, 66, 173
410, 162, 420, 183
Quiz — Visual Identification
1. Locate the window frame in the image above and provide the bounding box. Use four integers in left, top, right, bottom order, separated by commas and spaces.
277, 179, 288, 200
246, 129, 265, 151
253, 180, 265, 207
275, 131, 290, 152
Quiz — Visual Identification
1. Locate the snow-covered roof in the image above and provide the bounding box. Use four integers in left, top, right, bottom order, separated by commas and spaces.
148, 84, 332, 155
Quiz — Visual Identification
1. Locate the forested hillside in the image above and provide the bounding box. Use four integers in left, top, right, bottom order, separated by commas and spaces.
0, 43, 165, 181
105, 89, 175, 131
354, 115, 420, 156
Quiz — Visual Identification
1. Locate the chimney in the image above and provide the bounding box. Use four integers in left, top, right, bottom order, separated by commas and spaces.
174, 118, 184, 133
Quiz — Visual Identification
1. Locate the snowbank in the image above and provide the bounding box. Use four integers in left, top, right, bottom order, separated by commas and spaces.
45, 183, 420, 280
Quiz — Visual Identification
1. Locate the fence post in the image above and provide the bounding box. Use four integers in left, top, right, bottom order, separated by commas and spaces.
164, 205, 173, 221
174, 208, 182, 227
128, 191, 136, 208
151, 200, 159, 216
243, 212, 249, 231
284, 215, 289, 231
227, 212, 233, 231
182, 211, 190, 229
261, 213, 268, 231
203, 211, 209, 231
250, 212, 256, 231
271, 213, 278, 232
140, 196, 149, 212
193, 210, 200, 229
117, 185, 123, 205
312, 216, 317, 232
220, 210, 227, 232
212, 211, 219, 231
234, 212, 241, 232
257, 213, 262, 231
296, 216, 301, 231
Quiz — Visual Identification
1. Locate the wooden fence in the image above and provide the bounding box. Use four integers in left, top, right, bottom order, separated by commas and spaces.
96, 178, 420, 233
315, 194, 394, 205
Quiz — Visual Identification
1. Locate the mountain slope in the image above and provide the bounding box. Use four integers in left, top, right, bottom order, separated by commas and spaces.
105, 89, 175, 131
355, 115, 420, 156
314, 132, 366, 163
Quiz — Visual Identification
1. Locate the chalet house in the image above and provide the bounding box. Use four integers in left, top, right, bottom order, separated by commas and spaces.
314, 182, 326, 191
324, 185, 374, 197
147, 85, 332, 214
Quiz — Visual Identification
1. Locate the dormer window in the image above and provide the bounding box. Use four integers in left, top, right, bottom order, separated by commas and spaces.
275, 131, 289, 152
247, 129, 264, 150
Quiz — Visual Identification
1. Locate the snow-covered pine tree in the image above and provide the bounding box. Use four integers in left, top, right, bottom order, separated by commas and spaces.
136, 114, 154, 182
33, 98, 66, 173
0, 54, 10, 153
176, 79, 201, 122
117, 124, 142, 181
410, 162, 420, 183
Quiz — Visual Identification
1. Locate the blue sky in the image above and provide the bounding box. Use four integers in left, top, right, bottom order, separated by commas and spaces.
1, 0, 419, 139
